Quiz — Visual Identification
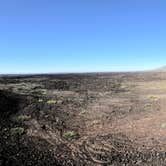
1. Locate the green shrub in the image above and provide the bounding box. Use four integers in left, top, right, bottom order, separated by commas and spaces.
47, 100, 56, 104
63, 131, 77, 141
10, 127, 25, 137
15, 115, 31, 122
149, 96, 158, 101
79, 108, 86, 115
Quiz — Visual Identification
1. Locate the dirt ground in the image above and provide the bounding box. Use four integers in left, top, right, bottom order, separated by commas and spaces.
1, 72, 166, 165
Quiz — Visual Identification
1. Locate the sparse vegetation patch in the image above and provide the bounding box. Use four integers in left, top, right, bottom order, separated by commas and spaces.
14, 115, 31, 123
63, 131, 78, 141
1, 73, 166, 165
47, 100, 57, 104
10, 127, 25, 137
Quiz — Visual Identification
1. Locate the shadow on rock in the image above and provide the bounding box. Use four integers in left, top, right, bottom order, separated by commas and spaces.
0, 90, 26, 126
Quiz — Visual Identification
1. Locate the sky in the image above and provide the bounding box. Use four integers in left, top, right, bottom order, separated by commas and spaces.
0, 0, 166, 73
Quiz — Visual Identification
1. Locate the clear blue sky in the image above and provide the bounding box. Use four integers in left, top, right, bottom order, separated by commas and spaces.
0, 0, 166, 73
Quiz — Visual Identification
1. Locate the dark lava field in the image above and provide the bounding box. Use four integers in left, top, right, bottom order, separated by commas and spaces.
1, 72, 166, 165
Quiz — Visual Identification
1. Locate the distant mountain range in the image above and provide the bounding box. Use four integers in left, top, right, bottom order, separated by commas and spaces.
154, 66, 166, 72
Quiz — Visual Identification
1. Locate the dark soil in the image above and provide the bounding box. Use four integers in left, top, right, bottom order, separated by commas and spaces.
1, 72, 166, 165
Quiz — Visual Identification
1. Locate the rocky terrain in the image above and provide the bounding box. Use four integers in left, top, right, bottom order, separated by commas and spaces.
1, 72, 166, 165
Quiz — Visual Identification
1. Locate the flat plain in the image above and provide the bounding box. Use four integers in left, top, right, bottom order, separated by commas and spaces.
1, 72, 166, 165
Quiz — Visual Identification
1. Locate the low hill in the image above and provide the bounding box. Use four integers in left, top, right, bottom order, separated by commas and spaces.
154, 66, 166, 72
